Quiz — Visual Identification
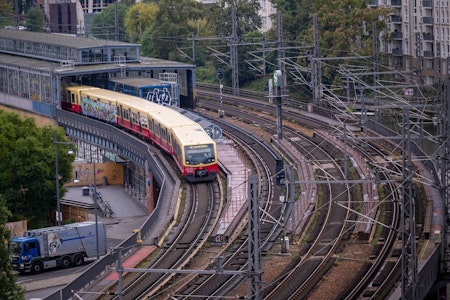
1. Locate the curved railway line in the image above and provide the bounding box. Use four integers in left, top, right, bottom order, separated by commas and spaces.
70, 83, 434, 300
93, 182, 220, 299
198, 98, 358, 299
162, 119, 282, 299
193, 89, 418, 299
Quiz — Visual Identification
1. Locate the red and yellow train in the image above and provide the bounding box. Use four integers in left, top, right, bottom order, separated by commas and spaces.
61, 85, 218, 182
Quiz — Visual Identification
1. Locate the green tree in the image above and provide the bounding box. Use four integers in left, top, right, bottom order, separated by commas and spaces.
0, 111, 75, 228
90, 3, 129, 41
269, 0, 312, 44
306, 0, 390, 88
140, 0, 204, 61
0, 195, 25, 300
0, 0, 14, 27
124, 3, 159, 43
187, 18, 214, 66
311, 0, 389, 57
208, 0, 261, 38
24, 7, 45, 32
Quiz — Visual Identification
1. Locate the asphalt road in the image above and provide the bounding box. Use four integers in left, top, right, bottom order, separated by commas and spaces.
20, 184, 148, 300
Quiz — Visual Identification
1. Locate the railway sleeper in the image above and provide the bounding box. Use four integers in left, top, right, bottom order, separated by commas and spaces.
372, 261, 396, 286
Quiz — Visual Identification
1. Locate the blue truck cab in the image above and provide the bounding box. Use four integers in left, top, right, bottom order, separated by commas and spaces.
10, 236, 41, 273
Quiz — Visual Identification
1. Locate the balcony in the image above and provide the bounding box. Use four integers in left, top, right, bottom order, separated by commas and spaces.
391, 15, 402, 23
392, 48, 402, 55
423, 33, 434, 41
423, 0, 432, 8
424, 50, 434, 58
392, 31, 402, 39
422, 17, 433, 24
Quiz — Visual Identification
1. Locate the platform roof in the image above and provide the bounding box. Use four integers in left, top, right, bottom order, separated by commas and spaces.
0, 29, 137, 49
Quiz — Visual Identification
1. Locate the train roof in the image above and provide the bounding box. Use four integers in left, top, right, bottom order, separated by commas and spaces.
117, 95, 171, 113
171, 106, 223, 140
109, 77, 170, 87
150, 108, 198, 128
66, 85, 101, 92
78, 87, 165, 111
171, 125, 214, 145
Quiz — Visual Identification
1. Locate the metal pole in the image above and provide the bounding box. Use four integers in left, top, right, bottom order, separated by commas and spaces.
219, 81, 224, 117
274, 70, 283, 139
117, 248, 124, 300
93, 160, 99, 260
54, 131, 74, 226
54, 131, 62, 226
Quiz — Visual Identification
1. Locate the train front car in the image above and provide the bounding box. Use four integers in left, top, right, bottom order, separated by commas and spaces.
61, 85, 101, 114
172, 125, 218, 182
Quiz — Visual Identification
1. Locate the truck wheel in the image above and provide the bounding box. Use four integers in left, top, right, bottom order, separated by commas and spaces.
31, 262, 43, 274
61, 256, 71, 269
73, 254, 84, 266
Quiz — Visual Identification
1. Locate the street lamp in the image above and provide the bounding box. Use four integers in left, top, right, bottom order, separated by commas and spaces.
74, 160, 100, 260
54, 131, 74, 226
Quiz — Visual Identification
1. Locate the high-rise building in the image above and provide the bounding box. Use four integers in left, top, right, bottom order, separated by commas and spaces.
376, 0, 449, 85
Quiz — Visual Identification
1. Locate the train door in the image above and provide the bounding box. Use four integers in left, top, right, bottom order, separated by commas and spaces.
168, 131, 172, 150
118, 105, 124, 126
72, 91, 77, 106
127, 108, 132, 129
137, 111, 142, 133
162, 127, 168, 151
150, 119, 155, 142
122, 106, 131, 128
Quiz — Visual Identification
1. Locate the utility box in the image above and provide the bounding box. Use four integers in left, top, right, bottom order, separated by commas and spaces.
82, 186, 89, 196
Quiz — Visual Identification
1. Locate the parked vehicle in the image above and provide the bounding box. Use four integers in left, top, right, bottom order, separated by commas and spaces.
9, 221, 107, 273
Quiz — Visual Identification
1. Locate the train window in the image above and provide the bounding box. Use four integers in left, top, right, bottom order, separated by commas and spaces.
140, 116, 148, 128
71, 92, 75, 103
184, 144, 215, 165
173, 138, 181, 160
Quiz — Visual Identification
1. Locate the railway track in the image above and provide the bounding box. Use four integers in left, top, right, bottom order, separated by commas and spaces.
166, 119, 282, 299
195, 92, 406, 299
99, 182, 221, 299
79, 84, 425, 299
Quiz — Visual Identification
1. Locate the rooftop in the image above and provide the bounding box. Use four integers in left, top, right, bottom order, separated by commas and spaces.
0, 29, 137, 49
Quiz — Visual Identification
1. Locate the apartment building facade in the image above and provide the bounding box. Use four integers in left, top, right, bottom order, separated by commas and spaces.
377, 0, 450, 85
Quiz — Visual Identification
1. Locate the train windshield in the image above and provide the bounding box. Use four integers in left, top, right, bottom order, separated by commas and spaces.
185, 144, 215, 165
